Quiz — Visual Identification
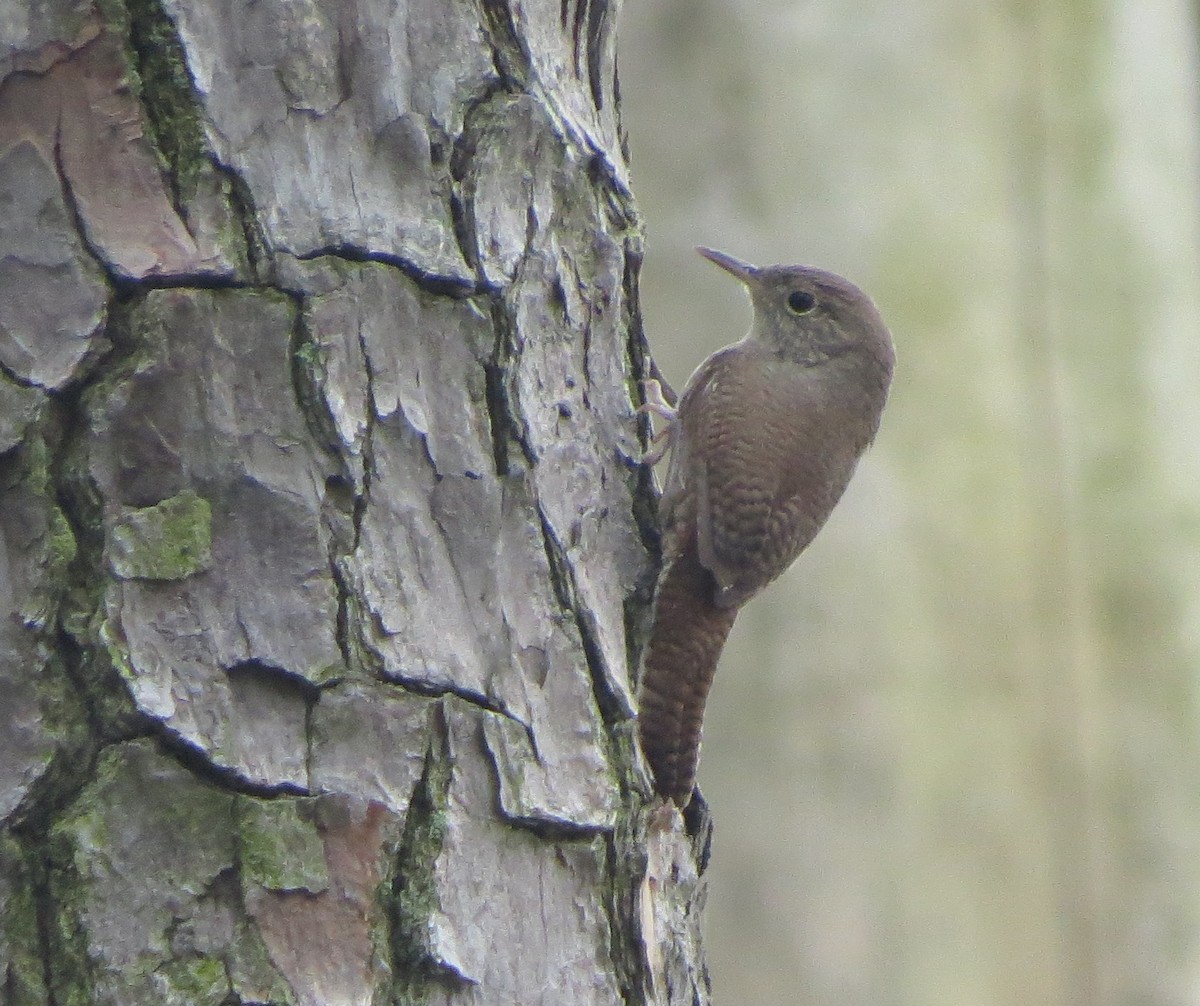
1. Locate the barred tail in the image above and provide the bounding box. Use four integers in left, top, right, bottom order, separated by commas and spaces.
637, 546, 739, 805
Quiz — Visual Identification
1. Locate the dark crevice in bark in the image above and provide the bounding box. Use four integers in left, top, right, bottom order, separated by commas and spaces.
44, 306, 147, 748
29, 845, 81, 1005
287, 291, 342, 458
448, 80, 515, 282
585, 0, 608, 111
618, 242, 665, 694
0, 425, 106, 836
50, 113, 122, 292
226, 658, 324, 702
482, 298, 535, 478
477, 0, 533, 90
605, 815, 653, 1006
386, 732, 469, 999
120, 0, 210, 214
218, 161, 272, 282
353, 282, 379, 536
10, 815, 96, 1003
309, 279, 381, 685
284, 293, 361, 722
379, 668, 527, 729
64, 2, 261, 289
483, 359, 512, 475
151, 725, 311, 799
681, 792, 714, 860
447, 187, 479, 281
534, 504, 627, 734
534, 506, 576, 613
293, 244, 479, 296
3, 659, 100, 841
286, 282, 359, 646
589, 149, 639, 228
108, 272, 252, 299
493, 802, 609, 840
0, 356, 41, 391
328, 555, 357, 678
332, 292, 379, 680
303, 699, 316, 801
571, 592, 629, 729
572, 0, 590, 91
561, 0, 608, 111
577, 289, 596, 410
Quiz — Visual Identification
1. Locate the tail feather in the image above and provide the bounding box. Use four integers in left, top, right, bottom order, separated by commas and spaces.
637, 546, 739, 804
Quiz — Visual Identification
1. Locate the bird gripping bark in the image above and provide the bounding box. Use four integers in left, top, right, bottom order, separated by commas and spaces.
637, 247, 895, 806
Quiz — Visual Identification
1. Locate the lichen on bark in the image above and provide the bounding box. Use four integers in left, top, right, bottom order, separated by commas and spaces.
108, 489, 213, 580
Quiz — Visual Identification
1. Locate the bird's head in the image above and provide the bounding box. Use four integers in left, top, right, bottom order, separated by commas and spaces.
696, 246, 895, 384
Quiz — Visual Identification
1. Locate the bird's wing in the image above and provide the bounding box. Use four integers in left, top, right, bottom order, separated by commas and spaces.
666, 348, 786, 607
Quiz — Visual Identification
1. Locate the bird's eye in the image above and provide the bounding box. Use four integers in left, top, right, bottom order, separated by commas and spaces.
787, 290, 817, 314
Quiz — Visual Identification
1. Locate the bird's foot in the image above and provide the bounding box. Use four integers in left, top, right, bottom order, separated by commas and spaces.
638, 379, 676, 466
638, 378, 677, 422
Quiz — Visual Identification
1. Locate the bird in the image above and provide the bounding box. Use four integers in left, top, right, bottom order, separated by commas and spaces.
637, 246, 895, 806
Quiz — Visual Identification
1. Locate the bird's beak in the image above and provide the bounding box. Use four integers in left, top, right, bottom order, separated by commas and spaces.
696, 246, 757, 283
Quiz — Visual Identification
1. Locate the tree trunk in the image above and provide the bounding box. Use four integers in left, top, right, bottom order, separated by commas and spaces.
0, 1, 711, 1002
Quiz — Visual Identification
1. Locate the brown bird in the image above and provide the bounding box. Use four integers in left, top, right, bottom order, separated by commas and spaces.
637, 247, 895, 806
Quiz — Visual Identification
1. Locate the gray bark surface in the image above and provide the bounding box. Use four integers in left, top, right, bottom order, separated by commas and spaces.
0, 0, 711, 1003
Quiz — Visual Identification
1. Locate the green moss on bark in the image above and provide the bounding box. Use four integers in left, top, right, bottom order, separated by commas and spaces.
108, 490, 213, 580
120, 0, 210, 205
44, 742, 242, 1003
388, 745, 451, 1003
237, 798, 329, 893
155, 956, 230, 1006
0, 836, 49, 1006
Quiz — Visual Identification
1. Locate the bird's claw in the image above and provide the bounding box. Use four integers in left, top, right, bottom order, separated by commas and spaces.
638, 379, 676, 465
637, 378, 677, 422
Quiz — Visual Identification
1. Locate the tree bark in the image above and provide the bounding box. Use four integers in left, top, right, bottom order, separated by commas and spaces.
0, 1, 711, 1003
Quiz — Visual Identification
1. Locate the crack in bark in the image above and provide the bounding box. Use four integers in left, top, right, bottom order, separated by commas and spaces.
0, 356, 38, 391
10, 807, 99, 1003
617, 239, 666, 689
26, 838, 84, 1005
327, 556, 358, 677
216, 160, 272, 282
572, 0, 589, 84
448, 80, 514, 281
226, 658, 324, 702
477, 0, 534, 91
483, 358, 513, 476
533, 503, 626, 732
293, 245, 478, 296
3, 640, 101, 836
120, 0, 210, 214
287, 289, 361, 701
386, 730, 471, 998
50, 105, 122, 294
482, 296, 536, 478
152, 725, 311, 800
378, 667, 528, 731
494, 801, 609, 840
558, 0, 611, 112
32, 309, 149, 774
584, 0, 608, 111
604, 816, 653, 1006
286, 290, 342, 459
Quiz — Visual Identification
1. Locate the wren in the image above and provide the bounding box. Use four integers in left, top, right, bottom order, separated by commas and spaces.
637, 247, 895, 806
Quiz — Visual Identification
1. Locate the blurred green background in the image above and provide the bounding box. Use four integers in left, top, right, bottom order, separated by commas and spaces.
620, 2, 1200, 1004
